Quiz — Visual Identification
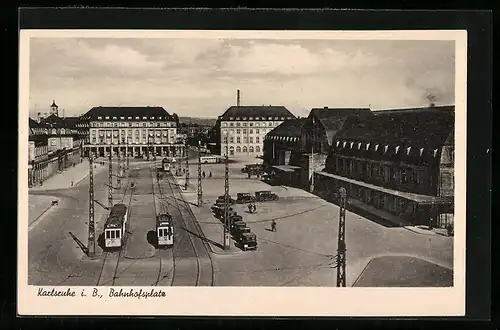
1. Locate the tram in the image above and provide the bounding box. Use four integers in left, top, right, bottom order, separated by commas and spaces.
156, 213, 174, 247
104, 203, 129, 248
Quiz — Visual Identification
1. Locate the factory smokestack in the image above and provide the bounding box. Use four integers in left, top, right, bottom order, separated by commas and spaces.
237, 89, 240, 107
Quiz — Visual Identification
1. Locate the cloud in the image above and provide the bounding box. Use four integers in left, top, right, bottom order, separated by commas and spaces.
28, 38, 455, 118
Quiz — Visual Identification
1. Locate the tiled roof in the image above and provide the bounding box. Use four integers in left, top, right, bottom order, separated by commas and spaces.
219, 106, 295, 120
267, 118, 307, 138
309, 108, 374, 146
335, 106, 455, 150
80, 106, 175, 121
39, 114, 66, 128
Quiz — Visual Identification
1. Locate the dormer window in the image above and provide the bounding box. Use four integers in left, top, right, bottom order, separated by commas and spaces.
268, 117, 273, 120
135, 116, 140, 119
236, 117, 241, 120
143, 117, 147, 120
98, 116, 102, 120
120, 116, 125, 120
105, 116, 110, 119
249, 117, 253, 120
229, 117, 234, 120
274, 117, 279, 120
151, 117, 154, 119
280, 117, 285, 120
113, 117, 117, 120
128, 117, 132, 119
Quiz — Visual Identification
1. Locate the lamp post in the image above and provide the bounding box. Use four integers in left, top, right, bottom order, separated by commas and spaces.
336, 187, 347, 287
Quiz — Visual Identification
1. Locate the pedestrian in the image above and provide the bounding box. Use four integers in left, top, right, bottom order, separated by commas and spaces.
209, 171, 212, 178
271, 220, 277, 232
248, 203, 253, 214
202, 171, 206, 178
252, 203, 257, 213
70, 181, 73, 187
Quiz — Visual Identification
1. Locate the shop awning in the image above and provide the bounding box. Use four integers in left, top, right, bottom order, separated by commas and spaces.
316, 171, 453, 205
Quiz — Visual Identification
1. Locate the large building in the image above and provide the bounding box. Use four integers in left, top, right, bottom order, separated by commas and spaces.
314, 106, 455, 228
81, 106, 181, 158
28, 101, 85, 187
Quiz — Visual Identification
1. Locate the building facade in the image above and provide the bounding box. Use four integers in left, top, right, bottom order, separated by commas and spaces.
218, 105, 296, 157
314, 106, 455, 227
81, 106, 182, 158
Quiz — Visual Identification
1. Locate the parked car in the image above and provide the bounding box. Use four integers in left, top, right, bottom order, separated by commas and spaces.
236, 192, 256, 204
236, 232, 258, 251
215, 195, 236, 205
255, 191, 279, 202
233, 226, 251, 240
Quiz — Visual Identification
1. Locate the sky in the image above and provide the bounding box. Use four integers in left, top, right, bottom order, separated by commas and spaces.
29, 38, 455, 119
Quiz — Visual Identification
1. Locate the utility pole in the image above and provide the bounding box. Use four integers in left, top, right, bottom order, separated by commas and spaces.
197, 140, 203, 206
185, 141, 190, 190
87, 156, 96, 258
126, 141, 130, 170
223, 131, 230, 250
310, 116, 315, 193
336, 187, 347, 287
117, 141, 122, 189
108, 150, 113, 208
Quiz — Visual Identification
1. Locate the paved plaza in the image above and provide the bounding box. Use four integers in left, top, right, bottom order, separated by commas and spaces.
179, 156, 454, 287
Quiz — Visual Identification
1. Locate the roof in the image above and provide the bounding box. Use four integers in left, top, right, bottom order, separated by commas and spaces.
267, 118, 307, 138
51, 100, 58, 107
219, 106, 296, 121
335, 106, 454, 151
105, 215, 124, 228
81, 106, 175, 121
29, 118, 39, 128
309, 108, 374, 145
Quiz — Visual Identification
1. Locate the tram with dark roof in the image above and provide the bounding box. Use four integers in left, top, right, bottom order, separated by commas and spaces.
104, 203, 129, 248
156, 213, 174, 247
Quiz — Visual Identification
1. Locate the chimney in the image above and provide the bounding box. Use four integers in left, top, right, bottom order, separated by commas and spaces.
237, 89, 240, 106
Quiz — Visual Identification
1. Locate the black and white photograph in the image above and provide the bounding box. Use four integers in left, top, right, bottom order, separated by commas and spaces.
18, 29, 467, 316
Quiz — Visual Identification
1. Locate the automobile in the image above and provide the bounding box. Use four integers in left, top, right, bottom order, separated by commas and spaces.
236, 192, 256, 204
231, 214, 243, 224
233, 226, 251, 239
255, 191, 279, 202
215, 195, 236, 205
231, 220, 247, 232
236, 233, 258, 251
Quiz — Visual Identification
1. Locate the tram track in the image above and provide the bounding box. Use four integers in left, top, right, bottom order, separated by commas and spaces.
163, 172, 215, 287
95, 168, 135, 287
151, 166, 176, 287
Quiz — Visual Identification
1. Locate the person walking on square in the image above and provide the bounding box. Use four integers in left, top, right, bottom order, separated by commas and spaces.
271, 220, 277, 232
202, 171, 206, 178
209, 170, 212, 178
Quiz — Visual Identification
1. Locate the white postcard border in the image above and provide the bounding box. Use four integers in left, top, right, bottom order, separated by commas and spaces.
18, 29, 467, 316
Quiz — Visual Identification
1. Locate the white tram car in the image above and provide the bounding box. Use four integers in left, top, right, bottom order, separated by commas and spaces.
156, 213, 174, 247
104, 204, 129, 248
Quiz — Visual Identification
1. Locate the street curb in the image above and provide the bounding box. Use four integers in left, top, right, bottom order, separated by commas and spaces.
403, 226, 451, 237
28, 203, 54, 232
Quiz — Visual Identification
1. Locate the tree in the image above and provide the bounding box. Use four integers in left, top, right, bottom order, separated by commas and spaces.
172, 113, 180, 126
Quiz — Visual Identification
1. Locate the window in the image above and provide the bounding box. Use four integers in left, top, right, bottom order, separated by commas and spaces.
256, 137, 260, 143
243, 146, 248, 153
230, 137, 234, 143
236, 129, 241, 134
243, 136, 247, 143
128, 116, 132, 119
135, 116, 140, 119
401, 168, 408, 184
120, 116, 125, 120
92, 130, 96, 135
236, 117, 241, 120
249, 137, 254, 143
143, 123, 147, 127
230, 129, 234, 134
255, 122, 260, 127
151, 117, 154, 119
223, 136, 228, 143
222, 122, 227, 127
236, 146, 241, 153
249, 122, 254, 127
441, 173, 453, 189
113, 123, 118, 127
229, 123, 234, 127
249, 117, 253, 120
280, 117, 285, 120
98, 116, 102, 120
243, 129, 247, 134
256, 146, 260, 152
256, 129, 259, 134
242, 123, 247, 127
249, 129, 253, 134
249, 146, 254, 152
268, 122, 273, 127
105, 116, 110, 119
143, 117, 147, 120
237, 137, 241, 143
51, 140, 57, 146
113, 117, 117, 120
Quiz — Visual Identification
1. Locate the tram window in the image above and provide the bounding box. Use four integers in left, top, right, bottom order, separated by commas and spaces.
110, 230, 115, 239
158, 229, 163, 236
115, 230, 121, 239
106, 231, 110, 239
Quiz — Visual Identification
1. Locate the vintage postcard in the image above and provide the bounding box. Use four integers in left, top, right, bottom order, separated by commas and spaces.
18, 29, 467, 316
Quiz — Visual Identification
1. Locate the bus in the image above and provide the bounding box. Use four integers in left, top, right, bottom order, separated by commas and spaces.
200, 155, 223, 164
